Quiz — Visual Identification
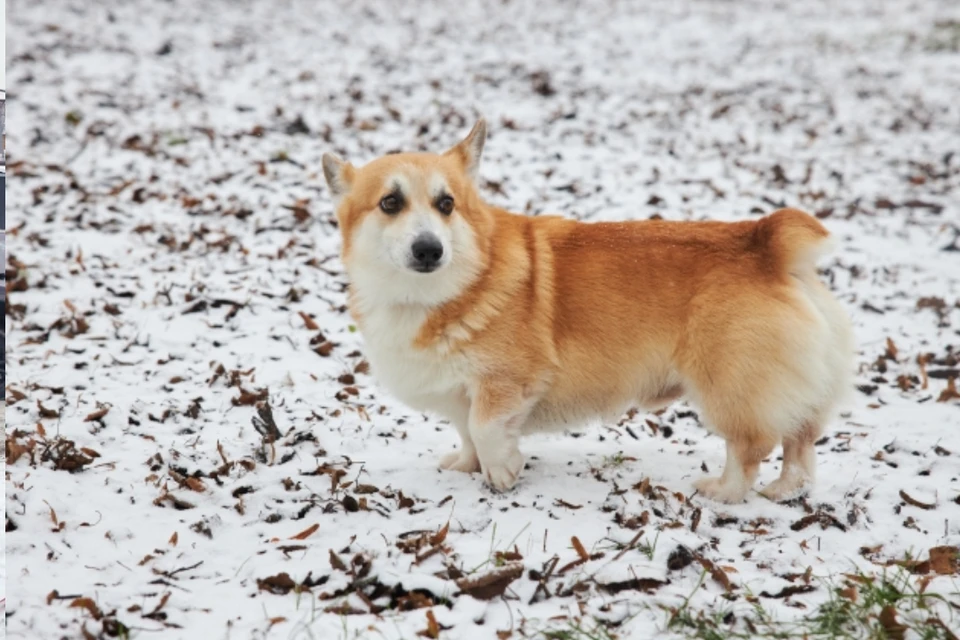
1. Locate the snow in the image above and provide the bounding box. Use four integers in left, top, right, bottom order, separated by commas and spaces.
4, 0, 960, 638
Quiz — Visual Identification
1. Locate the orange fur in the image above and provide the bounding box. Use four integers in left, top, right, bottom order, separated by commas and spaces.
323, 120, 853, 502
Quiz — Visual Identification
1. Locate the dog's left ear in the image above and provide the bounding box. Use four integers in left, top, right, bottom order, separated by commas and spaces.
322, 153, 355, 201
445, 118, 486, 181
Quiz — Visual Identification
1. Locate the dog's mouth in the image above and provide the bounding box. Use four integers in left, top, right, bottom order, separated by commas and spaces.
408, 262, 442, 274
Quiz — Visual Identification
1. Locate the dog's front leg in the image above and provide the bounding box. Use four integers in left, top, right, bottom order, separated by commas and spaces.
433, 393, 480, 473
469, 379, 538, 491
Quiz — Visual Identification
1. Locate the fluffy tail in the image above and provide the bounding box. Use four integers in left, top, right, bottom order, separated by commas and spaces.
757, 208, 835, 274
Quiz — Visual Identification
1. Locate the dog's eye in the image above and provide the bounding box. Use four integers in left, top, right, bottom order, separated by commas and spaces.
436, 195, 454, 216
379, 194, 402, 215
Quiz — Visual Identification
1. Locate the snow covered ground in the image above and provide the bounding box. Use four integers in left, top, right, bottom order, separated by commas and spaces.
5, 0, 960, 638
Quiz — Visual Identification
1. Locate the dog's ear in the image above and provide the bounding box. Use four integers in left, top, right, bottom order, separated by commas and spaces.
322, 153, 355, 200
445, 118, 486, 181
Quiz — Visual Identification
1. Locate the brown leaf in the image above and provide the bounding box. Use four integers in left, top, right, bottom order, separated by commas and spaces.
899, 490, 936, 510
790, 512, 847, 532
690, 507, 702, 533
154, 493, 195, 510
7, 387, 28, 405
169, 531, 178, 546
79, 447, 100, 458
290, 523, 319, 540
599, 577, 669, 594
257, 572, 297, 595
84, 406, 110, 422
69, 597, 103, 620
917, 296, 947, 314
422, 610, 440, 639
667, 546, 695, 571
354, 484, 379, 494
695, 554, 735, 591
760, 584, 816, 598
878, 605, 906, 640
429, 521, 450, 547
144, 593, 171, 619
571, 536, 589, 562
937, 377, 960, 403
838, 585, 858, 602
6, 436, 29, 465
43, 500, 66, 531
918, 354, 932, 389
456, 563, 524, 600
329, 549, 348, 571
929, 546, 959, 575
37, 400, 60, 419
885, 337, 898, 361
298, 311, 319, 330
233, 387, 268, 407
314, 341, 335, 357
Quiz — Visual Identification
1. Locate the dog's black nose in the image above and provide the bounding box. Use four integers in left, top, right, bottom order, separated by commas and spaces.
410, 234, 444, 272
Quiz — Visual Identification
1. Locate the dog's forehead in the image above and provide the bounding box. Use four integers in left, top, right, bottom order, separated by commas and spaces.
377, 165, 449, 199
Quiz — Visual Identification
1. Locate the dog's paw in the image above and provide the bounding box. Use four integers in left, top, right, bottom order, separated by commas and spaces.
759, 476, 811, 502
693, 476, 749, 504
481, 450, 525, 491
438, 449, 480, 473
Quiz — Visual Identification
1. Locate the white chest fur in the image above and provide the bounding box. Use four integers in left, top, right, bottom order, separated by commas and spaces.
356, 302, 471, 411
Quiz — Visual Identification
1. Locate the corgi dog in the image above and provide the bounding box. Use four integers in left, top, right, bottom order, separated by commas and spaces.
322, 119, 853, 503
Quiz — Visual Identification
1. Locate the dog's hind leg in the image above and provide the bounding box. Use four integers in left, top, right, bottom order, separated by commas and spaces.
693, 430, 778, 503
760, 421, 822, 501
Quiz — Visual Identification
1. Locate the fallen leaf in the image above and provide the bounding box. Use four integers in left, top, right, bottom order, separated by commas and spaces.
878, 605, 906, 640
899, 490, 936, 510
37, 400, 60, 419
298, 311, 318, 330
690, 507, 702, 533
84, 406, 110, 422
667, 546, 695, 571
599, 577, 668, 594
290, 523, 319, 540
257, 572, 297, 595
694, 554, 735, 591
571, 536, 589, 562
937, 378, 960, 402
429, 521, 450, 546
885, 337, 898, 361
929, 546, 959, 575
838, 585, 858, 602
422, 610, 440, 639
69, 597, 103, 620
760, 584, 816, 598
456, 563, 523, 600
790, 513, 847, 532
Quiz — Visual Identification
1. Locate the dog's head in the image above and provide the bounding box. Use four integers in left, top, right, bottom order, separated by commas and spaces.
322, 120, 490, 305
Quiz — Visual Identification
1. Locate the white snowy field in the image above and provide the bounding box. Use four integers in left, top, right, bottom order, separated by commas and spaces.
4, 0, 960, 638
